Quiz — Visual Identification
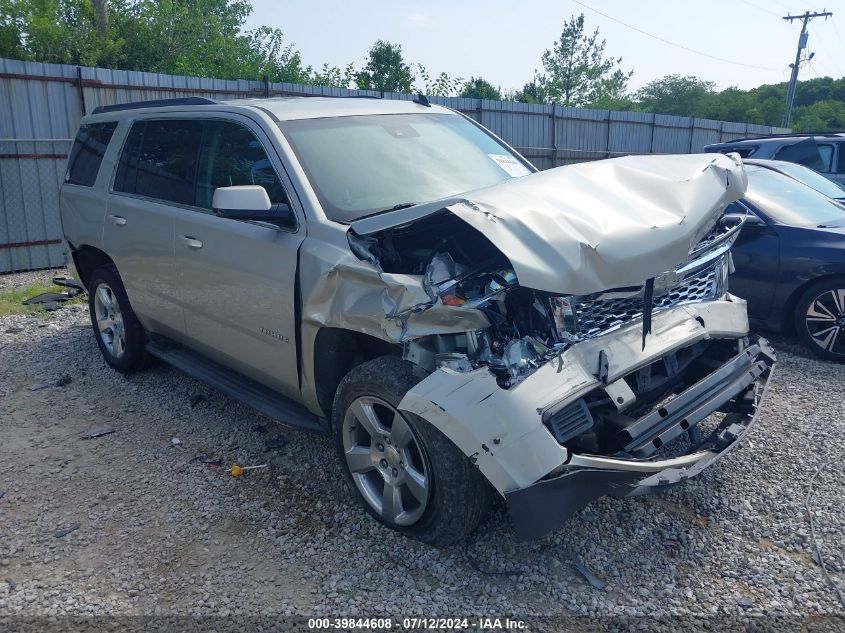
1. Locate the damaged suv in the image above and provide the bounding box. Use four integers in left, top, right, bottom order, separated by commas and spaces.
60, 96, 774, 545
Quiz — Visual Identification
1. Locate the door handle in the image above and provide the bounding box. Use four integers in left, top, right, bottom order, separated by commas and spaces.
108, 215, 127, 226
178, 235, 203, 249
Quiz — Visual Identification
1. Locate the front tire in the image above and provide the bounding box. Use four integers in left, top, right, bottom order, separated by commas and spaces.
332, 356, 492, 546
794, 277, 845, 363
87, 264, 149, 373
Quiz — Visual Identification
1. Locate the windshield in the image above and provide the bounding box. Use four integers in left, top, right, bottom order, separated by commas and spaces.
768, 161, 845, 199
278, 112, 531, 222
745, 165, 845, 227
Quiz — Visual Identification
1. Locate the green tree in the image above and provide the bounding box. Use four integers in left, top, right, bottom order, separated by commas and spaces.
537, 13, 632, 107
635, 75, 715, 116
0, 0, 121, 66
792, 100, 845, 132
701, 87, 764, 124
415, 64, 462, 96
113, 0, 270, 78
511, 78, 545, 104
460, 76, 502, 100
0, 0, 27, 60
355, 40, 414, 93
310, 62, 356, 88
0, 0, 353, 85
238, 25, 311, 83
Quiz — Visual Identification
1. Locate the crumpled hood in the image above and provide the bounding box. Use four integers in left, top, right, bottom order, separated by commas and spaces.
352, 153, 747, 295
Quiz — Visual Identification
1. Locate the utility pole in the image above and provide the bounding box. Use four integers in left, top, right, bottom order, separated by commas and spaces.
782, 10, 833, 128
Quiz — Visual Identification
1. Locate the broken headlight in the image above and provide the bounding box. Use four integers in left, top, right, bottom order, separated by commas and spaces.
438, 268, 518, 308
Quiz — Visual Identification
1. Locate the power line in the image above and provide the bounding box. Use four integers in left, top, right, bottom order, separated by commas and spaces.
771, 1, 798, 12
810, 25, 845, 77
571, 0, 782, 71
736, 0, 781, 18
832, 17, 845, 52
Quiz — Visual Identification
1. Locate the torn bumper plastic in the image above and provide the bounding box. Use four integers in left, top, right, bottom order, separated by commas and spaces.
398, 296, 777, 540
505, 338, 775, 541
398, 297, 754, 492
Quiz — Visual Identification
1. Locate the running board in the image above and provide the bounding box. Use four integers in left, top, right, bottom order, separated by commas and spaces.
146, 339, 327, 433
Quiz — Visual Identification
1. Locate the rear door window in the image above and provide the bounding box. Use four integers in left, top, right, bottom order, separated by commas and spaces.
835, 142, 845, 174
721, 146, 757, 158
774, 138, 832, 172
66, 122, 117, 186
817, 143, 834, 172
113, 119, 203, 205
195, 120, 287, 209
113, 122, 144, 194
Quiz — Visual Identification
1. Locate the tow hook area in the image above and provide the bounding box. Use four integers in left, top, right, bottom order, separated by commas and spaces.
506, 338, 775, 541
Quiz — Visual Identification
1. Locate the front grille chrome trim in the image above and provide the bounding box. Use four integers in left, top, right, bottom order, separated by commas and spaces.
570, 258, 725, 340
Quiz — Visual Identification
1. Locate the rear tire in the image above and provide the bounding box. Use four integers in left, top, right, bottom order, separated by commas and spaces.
794, 277, 845, 363
87, 264, 149, 373
332, 356, 493, 546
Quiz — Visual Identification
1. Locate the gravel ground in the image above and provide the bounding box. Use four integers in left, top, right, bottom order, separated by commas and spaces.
0, 271, 843, 630
0, 268, 67, 291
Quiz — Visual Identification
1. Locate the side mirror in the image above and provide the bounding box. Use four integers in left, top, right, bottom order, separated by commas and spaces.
212, 185, 295, 225
724, 201, 764, 227
725, 210, 767, 235
740, 212, 766, 227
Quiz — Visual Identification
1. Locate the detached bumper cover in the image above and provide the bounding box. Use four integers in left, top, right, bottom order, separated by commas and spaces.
506, 338, 775, 541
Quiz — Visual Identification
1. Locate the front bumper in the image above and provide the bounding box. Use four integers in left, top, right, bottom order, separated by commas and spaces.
506, 338, 775, 540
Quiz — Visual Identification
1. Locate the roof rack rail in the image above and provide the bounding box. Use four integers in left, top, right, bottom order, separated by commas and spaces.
719, 131, 845, 143
91, 97, 218, 115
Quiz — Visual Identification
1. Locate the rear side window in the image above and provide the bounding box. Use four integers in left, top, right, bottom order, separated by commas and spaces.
818, 144, 834, 172
837, 143, 845, 174
195, 121, 287, 209
113, 122, 144, 194
114, 119, 203, 205
718, 146, 756, 158
774, 139, 832, 172
66, 122, 117, 186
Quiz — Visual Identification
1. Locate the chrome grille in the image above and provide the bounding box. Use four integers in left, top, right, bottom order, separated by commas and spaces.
573, 267, 718, 339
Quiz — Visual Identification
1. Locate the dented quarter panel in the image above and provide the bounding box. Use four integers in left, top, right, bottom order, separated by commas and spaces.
397, 296, 751, 494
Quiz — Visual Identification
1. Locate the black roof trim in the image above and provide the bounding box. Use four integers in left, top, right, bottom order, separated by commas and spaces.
714, 131, 845, 144
91, 97, 218, 115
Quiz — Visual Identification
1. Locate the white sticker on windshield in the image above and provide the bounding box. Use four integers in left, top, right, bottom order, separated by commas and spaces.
488, 154, 531, 178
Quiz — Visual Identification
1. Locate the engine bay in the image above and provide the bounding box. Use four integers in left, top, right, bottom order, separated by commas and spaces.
350, 209, 740, 389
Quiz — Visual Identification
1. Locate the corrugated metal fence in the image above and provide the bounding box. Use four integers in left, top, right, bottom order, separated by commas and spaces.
0, 57, 789, 273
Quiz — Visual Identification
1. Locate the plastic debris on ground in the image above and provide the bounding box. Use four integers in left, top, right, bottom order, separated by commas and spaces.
53, 523, 80, 538
188, 453, 221, 468
229, 464, 268, 477
79, 425, 116, 439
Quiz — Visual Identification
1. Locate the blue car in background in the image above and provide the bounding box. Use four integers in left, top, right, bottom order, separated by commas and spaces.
728, 162, 845, 362
705, 132, 845, 184
744, 158, 845, 203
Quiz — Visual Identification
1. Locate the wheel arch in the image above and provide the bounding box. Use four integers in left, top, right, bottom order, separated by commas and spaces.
312, 327, 401, 418
785, 273, 845, 333
71, 244, 115, 290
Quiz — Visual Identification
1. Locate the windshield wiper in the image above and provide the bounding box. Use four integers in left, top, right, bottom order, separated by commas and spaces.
379, 202, 417, 213
353, 202, 421, 222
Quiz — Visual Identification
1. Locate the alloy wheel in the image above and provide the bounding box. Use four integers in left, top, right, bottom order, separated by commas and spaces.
93, 282, 126, 358
342, 395, 430, 526
805, 288, 845, 355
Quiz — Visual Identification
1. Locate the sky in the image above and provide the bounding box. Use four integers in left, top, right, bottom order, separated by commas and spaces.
245, 0, 845, 93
